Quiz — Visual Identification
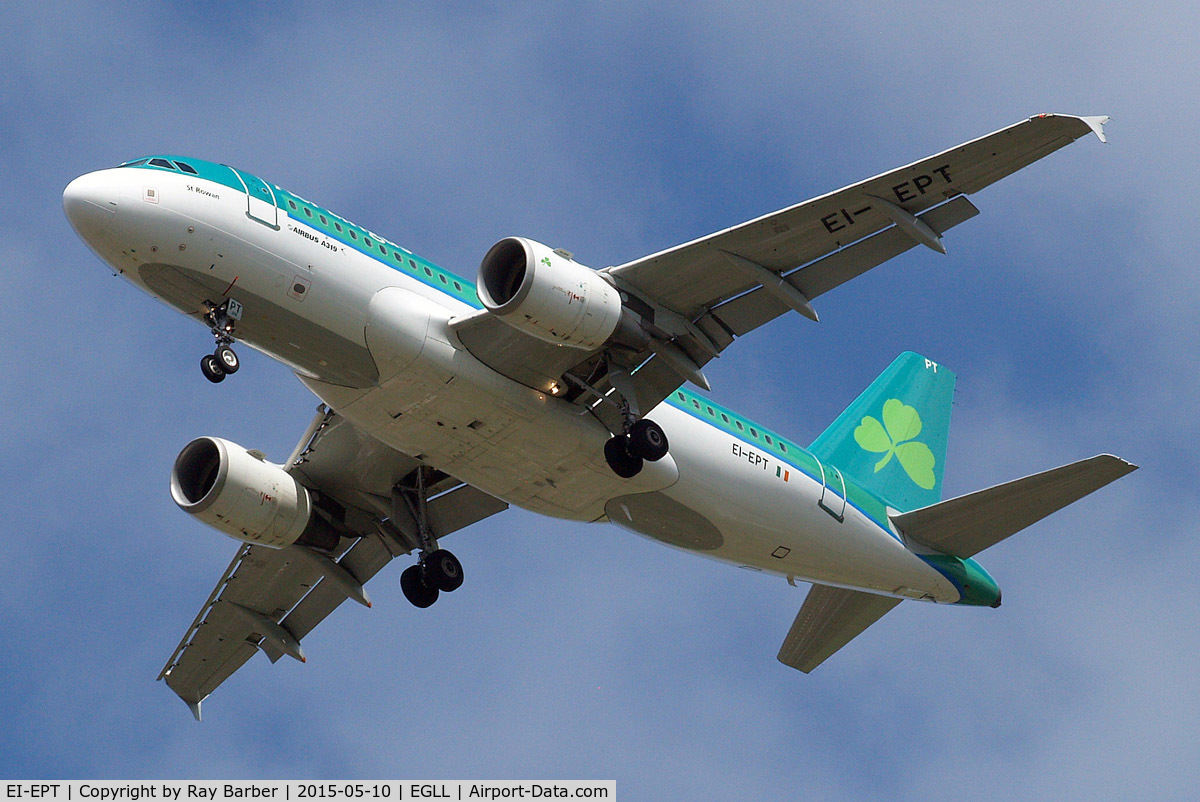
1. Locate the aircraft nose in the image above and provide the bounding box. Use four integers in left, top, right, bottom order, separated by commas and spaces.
63, 170, 119, 239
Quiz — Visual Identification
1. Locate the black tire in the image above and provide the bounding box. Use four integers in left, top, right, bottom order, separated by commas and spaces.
424, 549, 464, 592
604, 434, 644, 478
400, 564, 439, 608
627, 418, 669, 461
214, 345, 240, 374
200, 354, 226, 383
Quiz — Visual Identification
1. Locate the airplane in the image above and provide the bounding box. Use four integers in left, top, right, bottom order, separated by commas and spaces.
64, 113, 1135, 720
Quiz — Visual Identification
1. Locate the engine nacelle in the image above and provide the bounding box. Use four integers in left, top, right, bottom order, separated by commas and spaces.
478, 237, 624, 349
170, 437, 338, 550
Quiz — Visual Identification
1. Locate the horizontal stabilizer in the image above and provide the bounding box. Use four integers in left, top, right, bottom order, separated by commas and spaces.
890, 454, 1137, 559
777, 584, 901, 673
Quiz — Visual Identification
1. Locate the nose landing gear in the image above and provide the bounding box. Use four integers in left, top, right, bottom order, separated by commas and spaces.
200, 298, 243, 383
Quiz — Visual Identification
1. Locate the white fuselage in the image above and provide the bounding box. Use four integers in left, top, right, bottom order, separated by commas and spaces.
65, 164, 963, 603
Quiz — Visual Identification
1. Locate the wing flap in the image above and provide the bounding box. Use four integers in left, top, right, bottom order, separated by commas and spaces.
890, 454, 1137, 559
778, 584, 901, 673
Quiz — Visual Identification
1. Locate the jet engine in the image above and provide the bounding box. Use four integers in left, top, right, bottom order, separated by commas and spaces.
170, 437, 338, 550
477, 237, 631, 350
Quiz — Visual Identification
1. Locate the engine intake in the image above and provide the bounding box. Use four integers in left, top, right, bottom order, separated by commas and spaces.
478, 237, 625, 350
170, 437, 338, 550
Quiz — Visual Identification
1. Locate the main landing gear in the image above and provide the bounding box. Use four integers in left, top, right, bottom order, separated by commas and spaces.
400, 550, 464, 608
391, 467, 465, 609
604, 418, 669, 478
200, 298, 243, 384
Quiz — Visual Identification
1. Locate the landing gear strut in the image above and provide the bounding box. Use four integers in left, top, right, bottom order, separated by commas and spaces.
200, 298, 242, 383
391, 467, 465, 609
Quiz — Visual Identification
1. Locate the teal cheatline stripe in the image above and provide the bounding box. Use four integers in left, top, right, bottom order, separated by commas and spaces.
122, 155, 247, 194
119, 155, 483, 308
275, 187, 482, 309
662, 387, 894, 534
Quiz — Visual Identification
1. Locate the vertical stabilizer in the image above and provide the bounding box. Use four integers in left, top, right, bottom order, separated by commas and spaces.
809, 352, 955, 512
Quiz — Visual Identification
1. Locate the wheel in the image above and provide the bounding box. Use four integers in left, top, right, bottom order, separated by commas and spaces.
400, 564, 439, 608
424, 549, 464, 592
214, 345, 240, 374
200, 354, 226, 383
627, 418, 669, 461
604, 434, 644, 478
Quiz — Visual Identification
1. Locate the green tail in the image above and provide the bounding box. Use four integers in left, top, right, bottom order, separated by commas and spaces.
808, 352, 956, 512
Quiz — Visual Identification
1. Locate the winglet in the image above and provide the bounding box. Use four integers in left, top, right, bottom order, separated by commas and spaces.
187, 698, 202, 722
1037, 113, 1109, 143
1078, 115, 1110, 144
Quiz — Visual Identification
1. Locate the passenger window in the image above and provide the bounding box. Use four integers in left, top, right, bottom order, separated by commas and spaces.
409, 259, 417, 269
364, 238, 373, 248
765, 435, 773, 445
349, 230, 358, 240
780, 443, 788, 453
288, 200, 298, 210
319, 214, 327, 225
721, 413, 729, 423
439, 274, 448, 284
334, 222, 343, 232
453, 281, 462, 291
424, 267, 433, 277
149, 158, 174, 169
304, 208, 313, 218
750, 428, 758, 438
736, 421, 744, 430
706, 406, 714, 416
174, 162, 198, 174
677, 393, 686, 402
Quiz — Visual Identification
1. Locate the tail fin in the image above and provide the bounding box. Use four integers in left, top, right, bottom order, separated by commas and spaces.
809, 352, 955, 512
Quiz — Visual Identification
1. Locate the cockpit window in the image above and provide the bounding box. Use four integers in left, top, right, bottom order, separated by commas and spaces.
174, 161, 199, 174
120, 159, 148, 167
149, 158, 174, 169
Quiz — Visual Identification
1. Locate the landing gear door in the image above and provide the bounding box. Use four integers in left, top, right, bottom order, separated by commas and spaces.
229, 167, 279, 229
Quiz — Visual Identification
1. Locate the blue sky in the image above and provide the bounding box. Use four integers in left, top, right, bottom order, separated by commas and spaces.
2, 1, 1196, 797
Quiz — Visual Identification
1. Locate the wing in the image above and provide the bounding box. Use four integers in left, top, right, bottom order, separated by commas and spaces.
158, 407, 508, 719
456, 114, 1107, 429
777, 583, 902, 673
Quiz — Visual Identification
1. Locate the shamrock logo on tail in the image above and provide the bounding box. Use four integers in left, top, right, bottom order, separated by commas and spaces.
853, 399, 936, 489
